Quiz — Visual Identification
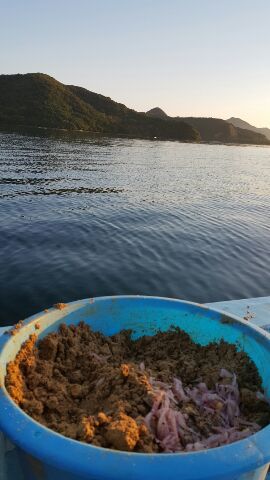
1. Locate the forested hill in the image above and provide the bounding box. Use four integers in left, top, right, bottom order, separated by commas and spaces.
227, 117, 270, 142
146, 108, 270, 145
0, 73, 199, 142
180, 117, 270, 145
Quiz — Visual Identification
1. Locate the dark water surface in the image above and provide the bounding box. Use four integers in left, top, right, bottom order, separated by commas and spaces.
1, 130, 270, 326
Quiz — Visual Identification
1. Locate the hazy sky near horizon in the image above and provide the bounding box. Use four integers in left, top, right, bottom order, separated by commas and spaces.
1, 0, 270, 127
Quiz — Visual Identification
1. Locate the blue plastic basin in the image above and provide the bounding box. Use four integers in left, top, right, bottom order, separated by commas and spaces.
1, 296, 270, 480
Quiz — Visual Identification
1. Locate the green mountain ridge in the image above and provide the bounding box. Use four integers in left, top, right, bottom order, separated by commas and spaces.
146, 108, 270, 145
179, 117, 269, 145
227, 117, 270, 142
0, 73, 199, 142
146, 107, 168, 120
1, 73, 268, 145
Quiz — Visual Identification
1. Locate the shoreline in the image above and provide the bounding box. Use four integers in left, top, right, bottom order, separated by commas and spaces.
0, 124, 269, 147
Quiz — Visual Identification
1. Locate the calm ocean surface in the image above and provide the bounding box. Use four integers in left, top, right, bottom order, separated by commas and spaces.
1, 130, 270, 326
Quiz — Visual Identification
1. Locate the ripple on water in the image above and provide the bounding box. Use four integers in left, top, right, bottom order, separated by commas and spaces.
0, 131, 270, 324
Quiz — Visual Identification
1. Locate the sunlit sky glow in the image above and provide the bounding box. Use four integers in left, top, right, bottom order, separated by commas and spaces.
1, 0, 270, 127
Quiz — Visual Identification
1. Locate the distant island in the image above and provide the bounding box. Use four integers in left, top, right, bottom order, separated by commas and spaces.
227, 117, 270, 142
0, 73, 198, 143
0, 73, 269, 146
146, 108, 270, 145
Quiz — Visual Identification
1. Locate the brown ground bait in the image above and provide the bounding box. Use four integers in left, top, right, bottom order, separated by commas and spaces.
8, 320, 24, 336
5, 323, 270, 453
53, 303, 66, 310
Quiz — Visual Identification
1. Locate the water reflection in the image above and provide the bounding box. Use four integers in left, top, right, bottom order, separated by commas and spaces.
0, 177, 59, 185
0, 125, 131, 147
1, 186, 124, 198
1, 130, 270, 325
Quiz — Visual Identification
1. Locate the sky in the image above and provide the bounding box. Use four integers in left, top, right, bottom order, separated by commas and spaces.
1, 0, 270, 127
